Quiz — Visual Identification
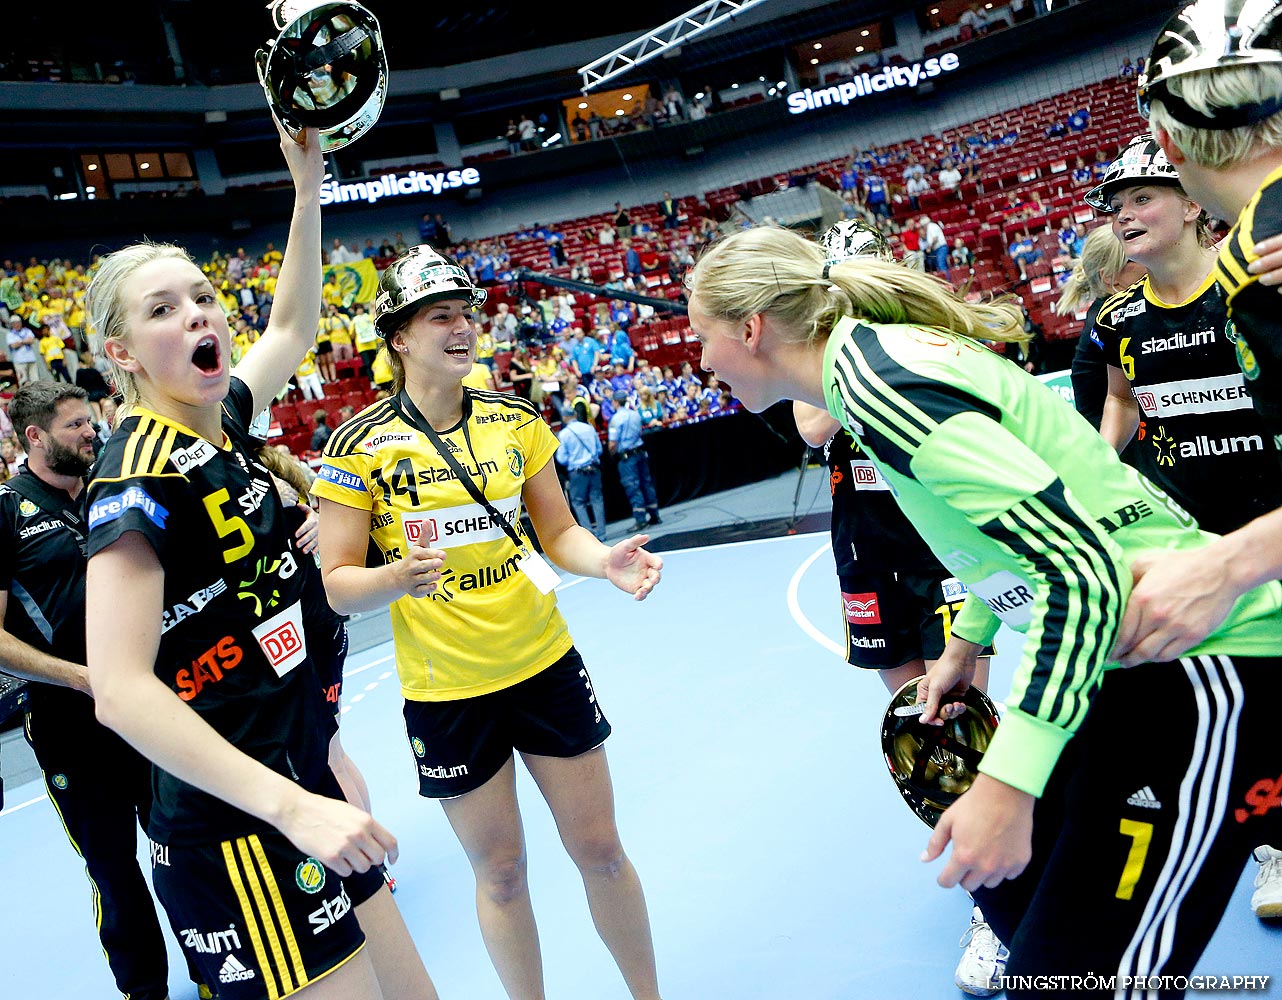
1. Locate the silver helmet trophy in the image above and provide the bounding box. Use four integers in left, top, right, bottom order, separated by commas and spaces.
256, 0, 388, 151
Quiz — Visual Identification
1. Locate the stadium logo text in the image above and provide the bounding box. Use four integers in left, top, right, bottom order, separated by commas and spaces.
319, 168, 481, 206
787, 54, 961, 115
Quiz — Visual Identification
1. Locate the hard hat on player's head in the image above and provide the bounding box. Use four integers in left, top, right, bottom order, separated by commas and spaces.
1138, 0, 1282, 129
256, 0, 387, 152
820, 218, 894, 263
374, 245, 487, 338
1084, 133, 1183, 212
881, 676, 1000, 828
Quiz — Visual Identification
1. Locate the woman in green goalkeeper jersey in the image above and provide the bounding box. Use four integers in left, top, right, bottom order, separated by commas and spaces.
685, 224, 1282, 997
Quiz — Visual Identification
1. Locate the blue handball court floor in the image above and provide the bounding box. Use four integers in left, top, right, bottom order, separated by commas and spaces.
1, 470, 1277, 999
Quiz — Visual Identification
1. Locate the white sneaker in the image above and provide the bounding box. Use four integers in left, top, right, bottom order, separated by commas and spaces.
1251, 845, 1282, 919
955, 906, 1009, 997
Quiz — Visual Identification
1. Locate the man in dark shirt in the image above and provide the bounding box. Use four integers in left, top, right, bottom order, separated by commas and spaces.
0, 382, 202, 1000
311, 408, 333, 451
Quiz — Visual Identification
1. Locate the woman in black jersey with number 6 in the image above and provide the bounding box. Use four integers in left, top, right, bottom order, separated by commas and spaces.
1088, 133, 1282, 535
83, 123, 437, 1000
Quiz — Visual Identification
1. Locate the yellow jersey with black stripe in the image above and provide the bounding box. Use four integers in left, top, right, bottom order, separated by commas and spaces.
86, 378, 337, 844
312, 388, 572, 701
1213, 161, 1282, 452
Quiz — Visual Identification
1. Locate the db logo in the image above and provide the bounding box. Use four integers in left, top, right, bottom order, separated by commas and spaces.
841, 591, 881, 624
1136, 391, 1156, 414
404, 517, 438, 545
853, 465, 879, 486
261, 622, 302, 667
252, 604, 308, 678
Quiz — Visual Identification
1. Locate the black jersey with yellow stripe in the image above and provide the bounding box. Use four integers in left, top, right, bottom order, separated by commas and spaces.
86, 378, 336, 845
825, 428, 944, 578
1093, 273, 1282, 535
1214, 162, 1282, 455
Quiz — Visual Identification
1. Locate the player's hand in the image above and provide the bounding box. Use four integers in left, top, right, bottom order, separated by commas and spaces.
393, 543, 446, 599
604, 535, 662, 600
277, 790, 398, 876
922, 774, 1034, 892
918, 638, 982, 725
274, 120, 325, 195
294, 502, 320, 555
1248, 233, 1282, 289
1111, 548, 1238, 666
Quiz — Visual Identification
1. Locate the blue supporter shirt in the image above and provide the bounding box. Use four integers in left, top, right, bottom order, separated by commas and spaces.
608, 406, 644, 452
571, 337, 603, 375
556, 420, 602, 471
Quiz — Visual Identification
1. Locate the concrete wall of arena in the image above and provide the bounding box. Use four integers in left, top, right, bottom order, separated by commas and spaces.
276, 19, 1157, 253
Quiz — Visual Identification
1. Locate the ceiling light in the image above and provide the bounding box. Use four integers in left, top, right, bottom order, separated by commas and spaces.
139, 162, 151, 170
58, 191, 78, 200
623, 93, 632, 100
578, 102, 587, 109
810, 58, 819, 65
731, 82, 739, 88
861, 29, 870, 36
813, 43, 822, 50
758, 76, 766, 81
856, 46, 864, 52
87, 163, 97, 171
768, 88, 776, 96
616, 109, 625, 115
695, 91, 705, 99
85, 185, 96, 192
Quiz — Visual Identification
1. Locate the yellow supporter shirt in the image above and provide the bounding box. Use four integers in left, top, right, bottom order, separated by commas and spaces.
371, 346, 393, 387
68, 292, 86, 329
231, 331, 253, 365
463, 363, 493, 391
311, 390, 571, 700
353, 314, 379, 352
296, 349, 318, 379
325, 314, 353, 347
322, 281, 344, 308
39, 333, 65, 363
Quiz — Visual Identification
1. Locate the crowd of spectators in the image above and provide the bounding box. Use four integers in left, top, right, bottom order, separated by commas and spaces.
0, 195, 741, 483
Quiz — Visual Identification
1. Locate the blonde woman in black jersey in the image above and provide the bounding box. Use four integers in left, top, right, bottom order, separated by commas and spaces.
84, 124, 436, 1000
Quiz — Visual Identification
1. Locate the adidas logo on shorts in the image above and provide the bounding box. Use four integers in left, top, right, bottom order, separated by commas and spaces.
218, 954, 257, 984
1126, 786, 1162, 810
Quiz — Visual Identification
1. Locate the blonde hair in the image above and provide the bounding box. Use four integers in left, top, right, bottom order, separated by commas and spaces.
685, 226, 1027, 345
1149, 64, 1282, 170
257, 444, 313, 500
1054, 225, 1129, 316
84, 241, 197, 410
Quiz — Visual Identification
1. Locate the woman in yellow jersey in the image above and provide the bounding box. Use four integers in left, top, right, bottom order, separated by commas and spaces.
314, 245, 665, 1000
82, 126, 437, 1000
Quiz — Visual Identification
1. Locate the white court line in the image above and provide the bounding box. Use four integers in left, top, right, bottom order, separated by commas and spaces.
544, 532, 829, 594
0, 793, 48, 818
344, 652, 394, 679
786, 539, 845, 658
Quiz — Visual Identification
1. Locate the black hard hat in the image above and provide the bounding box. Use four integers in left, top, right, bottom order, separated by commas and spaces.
256, 1, 387, 152
881, 676, 1000, 828
1139, 0, 1282, 129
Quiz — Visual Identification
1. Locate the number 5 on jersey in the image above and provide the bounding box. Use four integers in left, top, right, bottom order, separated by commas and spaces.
203, 488, 254, 563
